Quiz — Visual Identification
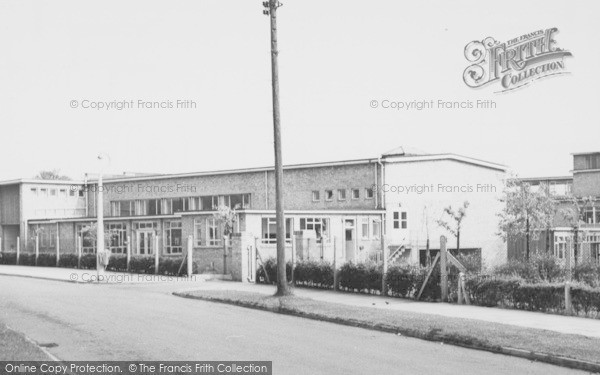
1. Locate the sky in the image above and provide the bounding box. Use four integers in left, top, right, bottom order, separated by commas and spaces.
0, 0, 598, 181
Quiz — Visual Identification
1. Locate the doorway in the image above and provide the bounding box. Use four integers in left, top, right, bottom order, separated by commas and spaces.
137, 230, 155, 255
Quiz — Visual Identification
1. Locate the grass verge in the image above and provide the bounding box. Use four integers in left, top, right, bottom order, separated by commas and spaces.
176, 289, 600, 373
0, 323, 54, 361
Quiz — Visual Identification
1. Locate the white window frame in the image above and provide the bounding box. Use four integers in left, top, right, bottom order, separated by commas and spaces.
206, 218, 222, 247
325, 190, 333, 201
337, 189, 347, 201
361, 218, 370, 239
193, 218, 203, 246
365, 188, 374, 199
372, 218, 382, 239
351, 189, 360, 200
312, 191, 320, 202
164, 221, 183, 254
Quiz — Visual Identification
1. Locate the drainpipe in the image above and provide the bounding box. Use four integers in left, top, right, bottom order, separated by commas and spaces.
84, 173, 89, 217
377, 156, 385, 209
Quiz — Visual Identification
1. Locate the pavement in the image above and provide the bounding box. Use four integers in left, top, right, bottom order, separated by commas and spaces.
2, 265, 598, 339
0, 273, 586, 375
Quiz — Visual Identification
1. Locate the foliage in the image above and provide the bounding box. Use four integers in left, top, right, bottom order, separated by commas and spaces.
35, 169, 71, 181
79, 254, 97, 269
497, 179, 556, 259
213, 205, 239, 237
293, 260, 333, 289
256, 257, 292, 284
385, 263, 424, 298
338, 261, 382, 293
572, 260, 600, 287
436, 201, 470, 251
58, 254, 79, 268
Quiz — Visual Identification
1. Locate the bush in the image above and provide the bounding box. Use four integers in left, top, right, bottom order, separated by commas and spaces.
107, 255, 128, 272
256, 258, 292, 284
129, 256, 156, 274
37, 253, 57, 267
58, 254, 78, 268
158, 256, 199, 276
385, 263, 422, 298
294, 260, 333, 289
493, 260, 538, 281
572, 261, 600, 287
79, 254, 97, 269
19, 253, 36, 266
571, 284, 600, 317
0, 252, 17, 265
338, 261, 382, 293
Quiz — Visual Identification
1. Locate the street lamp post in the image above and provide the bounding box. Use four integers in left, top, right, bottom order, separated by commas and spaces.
96, 154, 109, 279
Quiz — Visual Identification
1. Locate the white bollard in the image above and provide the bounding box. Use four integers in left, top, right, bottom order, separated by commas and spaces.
187, 235, 193, 277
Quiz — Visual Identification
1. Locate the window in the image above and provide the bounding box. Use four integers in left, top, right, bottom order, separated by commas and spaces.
554, 234, 570, 260
372, 219, 382, 239
111, 201, 134, 217
107, 223, 127, 254
194, 219, 203, 246
337, 189, 347, 201
69, 189, 76, 197
393, 212, 408, 229
206, 218, 222, 246
261, 217, 292, 244
59, 189, 67, 197
134, 221, 157, 230
583, 208, 595, 224
325, 190, 333, 201
351, 189, 360, 200
38, 227, 56, 249
30, 188, 38, 195
172, 198, 184, 213
40, 188, 48, 196
299, 217, 329, 243
201, 196, 216, 211
77, 224, 96, 254
361, 218, 369, 239
583, 154, 600, 170
50, 189, 57, 196
312, 191, 320, 202
164, 221, 183, 254
365, 188, 374, 199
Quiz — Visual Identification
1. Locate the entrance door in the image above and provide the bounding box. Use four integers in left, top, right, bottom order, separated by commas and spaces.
344, 219, 356, 261
137, 230, 155, 255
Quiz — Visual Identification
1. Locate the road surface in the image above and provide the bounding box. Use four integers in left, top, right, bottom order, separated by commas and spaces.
0, 275, 585, 374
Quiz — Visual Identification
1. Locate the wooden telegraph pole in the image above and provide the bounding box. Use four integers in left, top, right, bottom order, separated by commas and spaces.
263, 0, 291, 296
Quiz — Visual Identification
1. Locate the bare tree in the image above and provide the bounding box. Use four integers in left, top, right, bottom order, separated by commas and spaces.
436, 201, 470, 255
35, 169, 71, 180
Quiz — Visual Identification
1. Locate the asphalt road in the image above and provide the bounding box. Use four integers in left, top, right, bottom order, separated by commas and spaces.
0, 276, 586, 375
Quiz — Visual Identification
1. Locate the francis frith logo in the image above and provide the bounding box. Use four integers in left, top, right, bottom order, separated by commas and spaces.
463, 28, 572, 92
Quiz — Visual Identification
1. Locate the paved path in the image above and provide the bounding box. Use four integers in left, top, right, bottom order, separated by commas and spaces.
2, 265, 599, 339
0, 275, 585, 374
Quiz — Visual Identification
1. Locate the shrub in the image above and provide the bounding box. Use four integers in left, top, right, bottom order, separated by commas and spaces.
107, 255, 128, 272
294, 260, 333, 288
158, 256, 199, 276
338, 261, 382, 293
530, 252, 564, 282
129, 256, 156, 274
79, 254, 97, 269
571, 284, 600, 317
58, 254, 78, 268
256, 258, 292, 284
493, 260, 538, 281
37, 253, 57, 267
572, 260, 600, 287
0, 252, 17, 265
385, 263, 422, 298
19, 253, 36, 266
464, 276, 521, 307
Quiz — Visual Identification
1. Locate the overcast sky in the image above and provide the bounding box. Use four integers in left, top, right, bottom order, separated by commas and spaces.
0, 0, 598, 181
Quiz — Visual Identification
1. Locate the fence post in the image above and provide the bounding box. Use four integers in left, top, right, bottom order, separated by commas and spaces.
35, 235, 39, 266
457, 272, 464, 304
154, 235, 160, 274
381, 235, 388, 296
565, 282, 572, 315
77, 235, 82, 269
223, 236, 228, 275
16, 237, 20, 265
0, 236, 2, 253
126, 235, 131, 272
291, 234, 296, 284
333, 236, 339, 291
56, 231, 60, 267
440, 235, 448, 302
187, 235, 193, 277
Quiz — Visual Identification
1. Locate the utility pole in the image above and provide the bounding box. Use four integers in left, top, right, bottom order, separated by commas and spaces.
263, 0, 291, 296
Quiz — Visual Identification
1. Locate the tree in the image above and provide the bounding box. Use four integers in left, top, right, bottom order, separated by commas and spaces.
497, 180, 556, 260
560, 196, 595, 266
436, 201, 470, 255
212, 205, 239, 238
35, 169, 71, 180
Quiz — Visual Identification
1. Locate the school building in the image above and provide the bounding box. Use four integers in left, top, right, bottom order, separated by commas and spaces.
0, 148, 509, 279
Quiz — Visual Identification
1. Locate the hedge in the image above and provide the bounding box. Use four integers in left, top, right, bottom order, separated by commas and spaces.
465, 276, 600, 317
